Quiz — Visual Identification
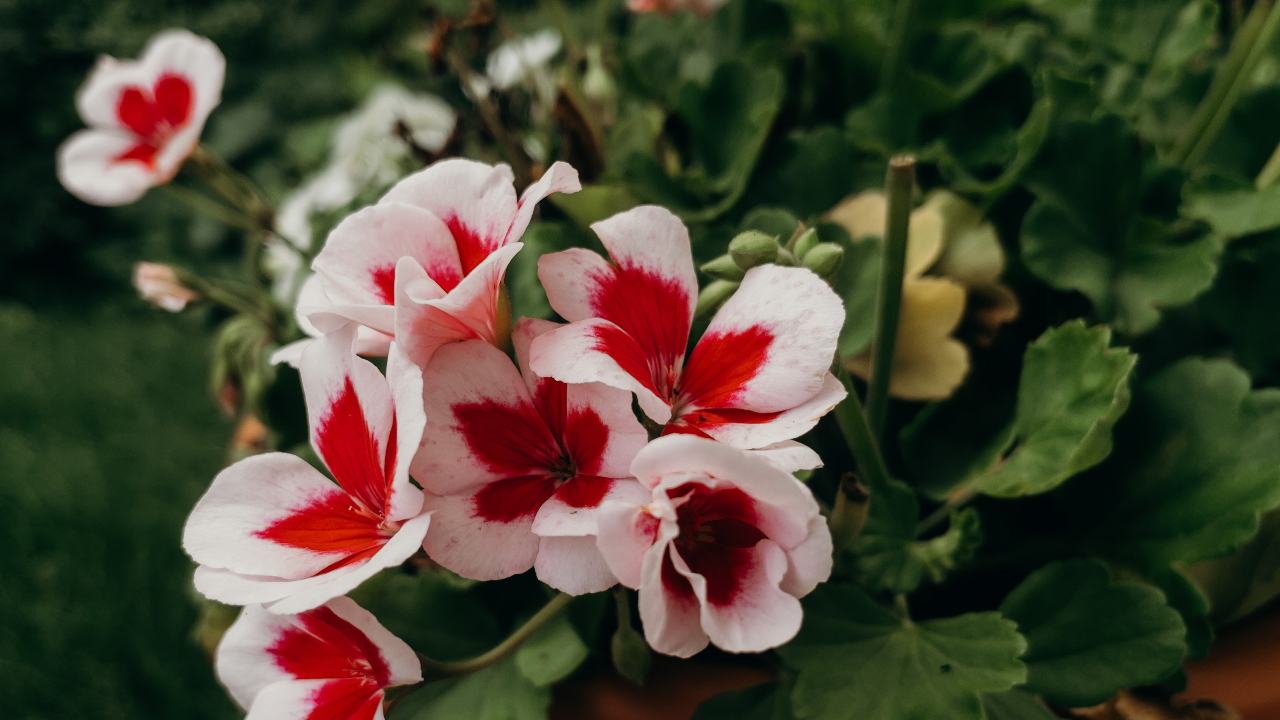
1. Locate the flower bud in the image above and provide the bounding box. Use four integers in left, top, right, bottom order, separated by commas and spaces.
133, 262, 199, 312
801, 242, 844, 279
696, 279, 739, 318
728, 230, 779, 270
699, 254, 745, 281
792, 227, 820, 260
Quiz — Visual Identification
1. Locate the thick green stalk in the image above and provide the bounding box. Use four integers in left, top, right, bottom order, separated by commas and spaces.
864, 156, 915, 438
831, 370, 892, 550
418, 593, 573, 678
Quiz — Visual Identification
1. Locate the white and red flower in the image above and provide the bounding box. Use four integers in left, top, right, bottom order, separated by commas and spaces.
57, 30, 225, 206
183, 325, 429, 614
596, 435, 832, 657
216, 597, 420, 720
274, 159, 580, 367
416, 317, 648, 594
531, 206, 845, 449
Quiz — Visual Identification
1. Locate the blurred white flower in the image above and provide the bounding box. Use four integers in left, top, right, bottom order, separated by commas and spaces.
485, 29, 562, 92
133, 262, 198, 312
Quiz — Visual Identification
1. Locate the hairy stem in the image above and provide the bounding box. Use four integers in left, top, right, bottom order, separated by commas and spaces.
864, 155, 915, 438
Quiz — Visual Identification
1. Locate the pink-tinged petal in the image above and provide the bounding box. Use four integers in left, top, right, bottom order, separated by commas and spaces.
535, 535, 619, 595
384, 343, 426, 521
380, 159, 518, 274
533, 478, 650, 538
56, 129, 155, 205
529, 319, 673, 424
595, 501, 660, 590
679, 265, 843, 414
633, 436, 817, 549
694, 372, 846, 449
420, 489, 547, 581
780, 514, 834, 598
687, 539, 803, 654
749, 441, 824, 473
413, 339, 550, 495
639, 537, 710, 658
137, 30, 225, 129
314, 203, 463, 308
244, 679, 384, 720
511, 316, 560, 389
536, 248, 615, 322
194, 514, 431, 614
395, 245, 520, 367
505, 161, 581, 245
183, 453, 374, 581
301, 327, 397, 516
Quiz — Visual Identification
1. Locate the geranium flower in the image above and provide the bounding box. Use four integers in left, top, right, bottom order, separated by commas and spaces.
57, 30, 225, 206
530, 205, 845, 449
183, 326, 429, 614
216, 597, 420, 719
274, 159, 579, 367
416, 317, 648, 595
596, 435, 832, 657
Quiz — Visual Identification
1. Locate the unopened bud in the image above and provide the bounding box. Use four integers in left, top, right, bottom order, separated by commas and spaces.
133, 262, 198, 312
802, 242, 844, 279
729, 230, 779, 270
696, 279, 739, 318
774, 247, 797, 266
792, 228, 820, 260
699, 254, 745, 281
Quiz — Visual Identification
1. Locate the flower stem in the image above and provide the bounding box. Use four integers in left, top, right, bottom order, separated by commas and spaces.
418, 593, 573, 678
1257, 141, 1280, 189
881, 0, 916, 93
831, 369, 892, 550
915, 486, 976, 538
161, 184, 259, 233
864, 155, 915, 438
1173, 0, 1280, 169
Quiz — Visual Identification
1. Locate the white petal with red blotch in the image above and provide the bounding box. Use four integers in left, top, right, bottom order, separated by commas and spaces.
244, 679, 385, 720
420, 491, 542, 581
380, 159, 518, 274
76, 30, 224, 131
216, 597, 419, 711
780, 514, 834, 598
533, 478, 650, 538
535, 535, 619, 595
681, 538, 804, 654
412, 339, 542, 495
313, 202, 463, 309
588, 206, 698, 325
536, 248, 615, 323
680, 265, 843, 415
529, 319, 673, 424
394, 244, 520, 367
505, 161, 580, 244
595, 500, 661, 590
749, 441, 824, 473
301, 327, 400, 517
193, 513, 431, 614
701, 372, 846, 449
56, 130, 156, 206
638, 528, 709, 658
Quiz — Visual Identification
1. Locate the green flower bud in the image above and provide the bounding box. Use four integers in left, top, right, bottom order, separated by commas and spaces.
696, 279, 739, 318
792, 227, 820, 260
774, 247, 797, 266
699, 254, 745, 281
729, 230, 779, 270
802, 242, 845, 279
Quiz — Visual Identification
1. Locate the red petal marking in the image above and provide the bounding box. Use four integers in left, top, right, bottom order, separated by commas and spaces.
115, 73, 194, 143
663, 407, 783, 437
587, 262, 692, 400
447, 215, 497, 276
677, 325, 773, 410
255, 491, 387, 560
669, 483, 766, 607
305, 680, 384, 720
553, 475, 616, 509
113, 141, 160, 168
471, 474, 558, 522
269, 606, 392, 695
371, 265, 397, 305
455, 398, 564, 477
315, 377, 395, 517
590, 323, 664, 399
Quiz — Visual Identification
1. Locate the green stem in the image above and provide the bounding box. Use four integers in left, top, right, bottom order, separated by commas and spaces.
864, 155, 915, 438
161, 184, 259, 233
915, 486, 976, 538
176, 269, 271, 322
831, 370, 892, 551
1174, 0, 1280, 168
881, 0, 916, 93
1257, 141, 1280, 189
418, 593, 573, 678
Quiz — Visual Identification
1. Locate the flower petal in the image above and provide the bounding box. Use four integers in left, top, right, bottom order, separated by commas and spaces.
420, 489, 546, 581
56, 129, 156, 206
595, 500, 660, 590
749, 441, 824, 473
506, 160, 580, 245
693, 372, 846, 449
244, 679, 384, 720
533, 478, 650, 538
688, 539, 803, 653
535, 535, 619, 595
639, 538, 709, 658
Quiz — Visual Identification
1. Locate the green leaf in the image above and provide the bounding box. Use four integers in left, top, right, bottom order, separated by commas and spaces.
752, 127, 858, 217
849, 476, 982, 593
1182, 173, 1280, 239
980, 690, 1058, 720
780, 584, 1027, 720
390, 657, 548, 720
971, 321, 1136, 497
1148, 566, 1213, 660
514, 613, 588, 688
1020, 116, 1221, 334
1201, 232, 1280, 377
694, 682, 794, 720
1072, 358, 1280, 565
610, 590, 652, 686
934, 94, 1053, 201
999, 559, 1187, 706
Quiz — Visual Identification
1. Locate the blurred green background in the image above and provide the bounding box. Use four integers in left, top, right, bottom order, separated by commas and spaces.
0, 1, 430, 716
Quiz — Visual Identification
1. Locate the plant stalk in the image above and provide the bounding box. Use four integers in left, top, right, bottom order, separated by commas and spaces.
831, 370, 893, 550
881, 0, 917, 93
864, 155, 915, 438
418, 593, 573, 678
1257, 141, 1280, 189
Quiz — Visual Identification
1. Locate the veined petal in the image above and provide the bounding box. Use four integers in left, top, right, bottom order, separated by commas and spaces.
506, 160, 580, 245
691, 372, 846, 449
533, 477, 650, 538
245, 679, 384, 720
420, 487, 548, 581
686, 539, 803, 654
